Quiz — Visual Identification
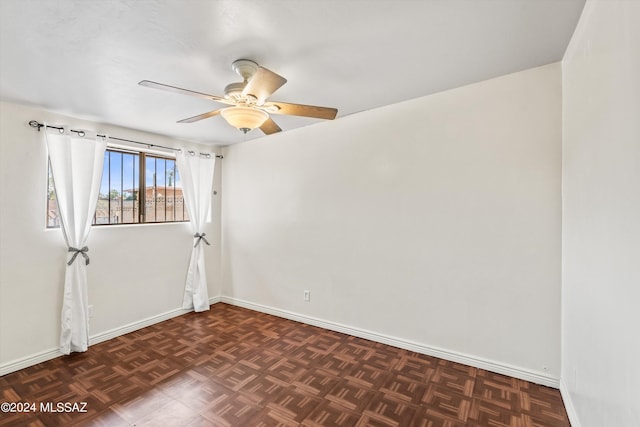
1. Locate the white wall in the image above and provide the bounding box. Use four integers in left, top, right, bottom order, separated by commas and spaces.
561, 1, 640, 426
222, 63, 562, 382
0, 101, 222, 372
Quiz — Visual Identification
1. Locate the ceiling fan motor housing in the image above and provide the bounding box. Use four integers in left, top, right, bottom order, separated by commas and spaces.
224, 81, 247, 100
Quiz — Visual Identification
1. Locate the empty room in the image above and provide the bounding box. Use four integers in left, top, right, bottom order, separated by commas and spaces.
0, 1, 638, 426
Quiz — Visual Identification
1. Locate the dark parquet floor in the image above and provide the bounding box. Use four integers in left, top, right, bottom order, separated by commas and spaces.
0, 303, 570, 426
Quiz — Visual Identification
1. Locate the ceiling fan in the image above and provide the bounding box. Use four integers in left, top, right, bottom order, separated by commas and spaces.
139, 59, 338, 135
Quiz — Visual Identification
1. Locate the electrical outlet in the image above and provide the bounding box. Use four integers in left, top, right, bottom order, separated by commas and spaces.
304, 290, 310, 302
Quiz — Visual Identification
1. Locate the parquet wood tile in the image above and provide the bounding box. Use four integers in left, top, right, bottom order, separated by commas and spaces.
379, 375, 427, 405
318, 352, 360, 377
200, 392, 262, 426
265, 386, 324, 422
325, 380, 379, 413
362, 392, 421, 426
302, 401, 362, 427
292, 369, 341, 398
392, 354, 437, 383
0, 303, 570, 426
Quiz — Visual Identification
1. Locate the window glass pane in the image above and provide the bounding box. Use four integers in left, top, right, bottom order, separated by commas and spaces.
165, 159, 176, 222
122, 153, 139, 224
155, 157, 166, 222
109, 151, 122, 224
145, 155, 156, 223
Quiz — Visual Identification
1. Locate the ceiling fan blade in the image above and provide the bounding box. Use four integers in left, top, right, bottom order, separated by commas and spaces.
259, 117, 282, 135
177, 109, 222, 123
139, 80, 233, 105
269, 101, 338, 120
242, 67, 287, 104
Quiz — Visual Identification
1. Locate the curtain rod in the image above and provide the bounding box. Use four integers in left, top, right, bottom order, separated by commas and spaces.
28, 120, 223, 159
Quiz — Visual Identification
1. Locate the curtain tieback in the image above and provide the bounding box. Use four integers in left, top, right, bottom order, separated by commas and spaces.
67, 246, 90, 266
193, 233, 210, 248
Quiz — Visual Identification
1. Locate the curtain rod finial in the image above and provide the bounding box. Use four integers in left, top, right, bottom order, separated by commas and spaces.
29, 120, 43, 131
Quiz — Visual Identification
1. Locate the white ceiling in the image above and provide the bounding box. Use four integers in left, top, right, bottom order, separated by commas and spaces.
0, 0, 585, 146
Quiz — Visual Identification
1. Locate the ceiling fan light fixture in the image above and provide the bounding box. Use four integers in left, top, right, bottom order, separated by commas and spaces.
220, 106, 268, 133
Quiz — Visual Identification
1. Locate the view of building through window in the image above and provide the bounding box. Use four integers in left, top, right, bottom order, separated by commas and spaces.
47, 149, 188, 227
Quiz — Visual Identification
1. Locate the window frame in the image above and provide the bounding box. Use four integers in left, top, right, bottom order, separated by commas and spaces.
46, 146, 189, 228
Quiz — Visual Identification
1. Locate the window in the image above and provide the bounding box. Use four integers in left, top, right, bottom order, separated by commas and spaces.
47, 148, 188, 228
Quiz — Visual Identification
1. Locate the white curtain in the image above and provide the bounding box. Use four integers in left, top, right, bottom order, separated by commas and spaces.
45, 126, 106, 355
176, 151, 216, 312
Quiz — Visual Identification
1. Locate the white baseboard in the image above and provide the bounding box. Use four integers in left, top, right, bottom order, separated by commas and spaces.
220, 296, 560, 388
559, 379, 580, 427
0, 348, 62, 378
0, 296, 222, 376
